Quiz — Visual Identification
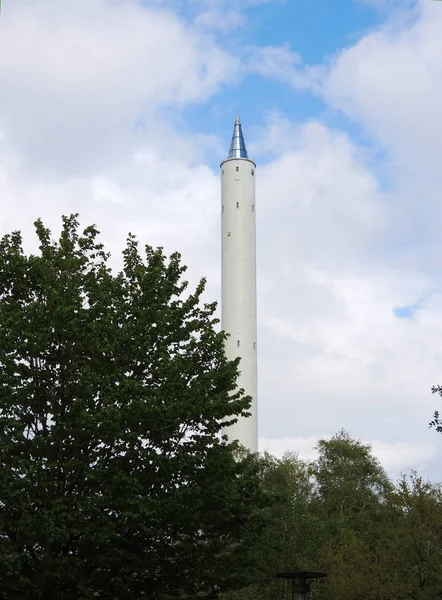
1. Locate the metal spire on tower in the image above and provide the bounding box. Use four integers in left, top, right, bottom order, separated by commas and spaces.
228, 114, 248, 159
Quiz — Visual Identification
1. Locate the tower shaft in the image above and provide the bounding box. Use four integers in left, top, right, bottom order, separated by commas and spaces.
220, 118, 258, 452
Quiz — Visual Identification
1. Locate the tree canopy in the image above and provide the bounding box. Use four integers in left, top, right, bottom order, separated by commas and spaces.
2, 214, 442, 600
0, 215, 265, 599
229, 432, 442, 600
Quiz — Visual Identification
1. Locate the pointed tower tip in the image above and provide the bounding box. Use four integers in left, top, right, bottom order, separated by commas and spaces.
228, 114, 248, 160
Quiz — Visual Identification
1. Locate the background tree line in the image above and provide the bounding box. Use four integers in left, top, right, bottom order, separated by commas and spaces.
0, 215, 441, 599
233, 430, 442, 600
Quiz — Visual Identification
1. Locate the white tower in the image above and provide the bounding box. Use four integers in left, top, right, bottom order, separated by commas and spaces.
220, 115, 258, 453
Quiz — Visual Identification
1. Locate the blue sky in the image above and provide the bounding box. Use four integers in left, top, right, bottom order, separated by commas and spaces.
164, 0, 407, 173
1, 0, 442, 477
180, 1, 382, 134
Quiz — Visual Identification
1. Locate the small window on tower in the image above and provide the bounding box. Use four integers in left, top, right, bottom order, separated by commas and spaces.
252, 205, 255, 212
236, 202, 239, 208
237, 340, 240, 347
222, 205, 224, 212
222, 169, 224, 175
236, 166, 239, 172
253, 342, 256, 350
251, 169, 254, 176
227, 232, 231, 237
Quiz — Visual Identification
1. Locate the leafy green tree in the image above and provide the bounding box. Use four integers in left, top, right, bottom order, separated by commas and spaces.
386, 473, 442, 600
0, 215, 265, 600
225, 451, 321, 600
320, 528, 404, 600
259, 451, 314, 572
229, 433, 395, 600
308, 431, 393, 599
313, 435, 442, 600
311, 430, 392, 537
228, 452, 315, 600
229, 429, 442, 600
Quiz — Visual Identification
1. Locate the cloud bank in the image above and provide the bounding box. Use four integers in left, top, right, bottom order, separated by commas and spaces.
1, 0, 442, 477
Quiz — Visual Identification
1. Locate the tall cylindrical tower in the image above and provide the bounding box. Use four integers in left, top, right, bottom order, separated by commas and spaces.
220, 115, 258, 453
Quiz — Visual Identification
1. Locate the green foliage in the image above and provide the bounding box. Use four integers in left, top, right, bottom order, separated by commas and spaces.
430, 384, 442, 432
231, 432, 442, 600
387, 473, 442, 599
228, 433, 394, 600
225, 451, 316, 600
308, 432, 393, 599
2, 214, 442, 599
258, 452, 315, 571
311, 430, 392, 539
0, 215, 265, 599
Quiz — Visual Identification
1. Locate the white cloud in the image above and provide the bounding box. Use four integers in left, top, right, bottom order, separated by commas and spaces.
371, 440, 438, 473
244, 44, 301, 82
315, 1, 442, 175
2, 0, 442, 480
246, 112, 442, 462
195, 9, 246, 31
260, 436, 319, 461
0, 136, 219, 271
241, 4, 442, 475
0, 0, 237, 172
254, 117, 387, 268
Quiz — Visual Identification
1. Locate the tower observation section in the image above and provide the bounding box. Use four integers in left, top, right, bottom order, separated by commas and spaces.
220, 115, 258, 453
